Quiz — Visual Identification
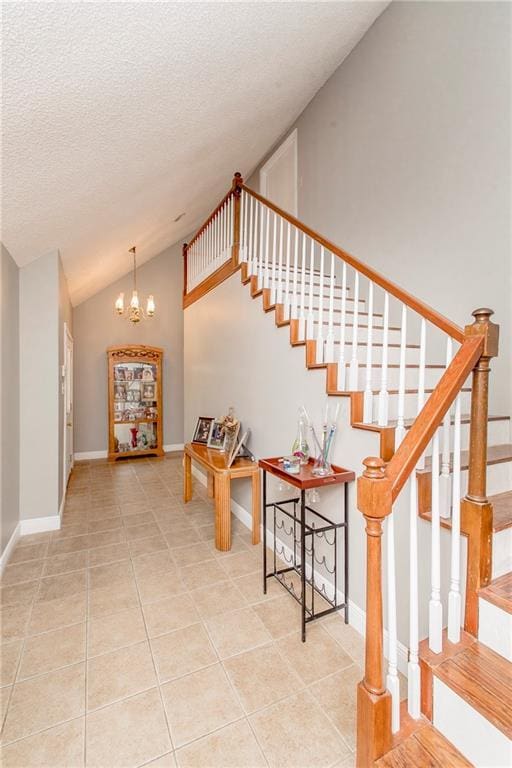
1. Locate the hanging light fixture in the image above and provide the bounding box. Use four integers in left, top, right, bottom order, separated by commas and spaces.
114, 246, 155, 323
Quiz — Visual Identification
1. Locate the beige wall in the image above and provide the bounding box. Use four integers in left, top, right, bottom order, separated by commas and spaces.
1, 244, 20, 554
249, 0, 511, 416
73, 240, 184, 454
58, 258, 73, 506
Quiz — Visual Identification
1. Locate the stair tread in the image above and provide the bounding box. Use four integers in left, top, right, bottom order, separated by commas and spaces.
419, 443, 512, 474
488, 490, 512, 532
479, 571, 512, 614
375, 724, 472, 767
389, 413, 510, 430
434, 641, 512, 738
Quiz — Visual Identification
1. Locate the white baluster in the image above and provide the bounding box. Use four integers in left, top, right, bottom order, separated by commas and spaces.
349, 271, 360, 389
264, 207, 270, 289
276, 218, 283, 304
283, 223, 291, 319
416, 318, 427, 469
220, 203, 225, 260
337, 262, 348, 391
229, 194, 234, 254
440, 338, 453, 518
377, 292, 389, 424
429, 429, 443, 654
270, 212, 277, 304
298, 233, 306, 339
253, 202, 259, 285
247, 196, 254, 275
258, 202, 264, 286
239, 191, 246, 262
324, 253, 335, 362
316, 247, 325, 363
363, 283, 375, 423
395, 304, 408, 442
224, 200, 229, 258
448, 393, 462, 643
291, 227, 299, 320
386, 513, 400, 733
408, 470, 421, 719
306, 239, 315, 340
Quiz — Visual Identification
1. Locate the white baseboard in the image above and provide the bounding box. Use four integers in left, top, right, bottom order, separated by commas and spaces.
19, 515, 61, 535
75, 444, 184, 462
74, 450, 107, 460
190, 464, 409, 676
0, 523, 21, 576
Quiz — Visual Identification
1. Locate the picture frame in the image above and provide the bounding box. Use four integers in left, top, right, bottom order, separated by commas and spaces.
207, 419, 226, 450
227, 428, 249, 467
142, 383, 155, 400
192, 416, 214, 444
224, 422, 241, 464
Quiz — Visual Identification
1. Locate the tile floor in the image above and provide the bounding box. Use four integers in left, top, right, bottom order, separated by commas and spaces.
0, 454, 365, 768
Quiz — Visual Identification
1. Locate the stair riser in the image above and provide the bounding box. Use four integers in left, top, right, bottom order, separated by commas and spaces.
478, 597, 512, 662
433, 677, 512, 768
383, 390, 473, 421
340, 365, 445, 392
493, 527, 512, 579
407, 420, 510, 455
317, 325, 404, 344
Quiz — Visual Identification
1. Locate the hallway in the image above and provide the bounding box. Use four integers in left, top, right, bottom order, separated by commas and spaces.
1, 454, 361, 768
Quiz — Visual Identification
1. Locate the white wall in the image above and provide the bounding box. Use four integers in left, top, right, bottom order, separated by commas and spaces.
249, 0, 511, 416
19, 251, 61, 524
1, 244, 20, 555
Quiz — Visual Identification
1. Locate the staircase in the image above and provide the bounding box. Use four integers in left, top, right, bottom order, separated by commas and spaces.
182, 173, 512, 766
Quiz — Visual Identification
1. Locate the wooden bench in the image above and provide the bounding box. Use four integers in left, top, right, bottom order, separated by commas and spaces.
183, 442, 260, 551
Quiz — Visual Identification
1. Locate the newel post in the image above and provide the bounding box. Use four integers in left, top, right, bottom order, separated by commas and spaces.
356, 457, 393, 767
231, 171, 243, 267
182, 243, 188, 301
461, 308, 499, 635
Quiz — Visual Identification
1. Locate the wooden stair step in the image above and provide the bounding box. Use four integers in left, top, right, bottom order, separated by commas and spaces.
479, 570, 512, 614
375, 724, 472, 767
433, 641, 512, 739
386, 414, 510, 430
488, 490, 512, 532
420, 443, 512, 474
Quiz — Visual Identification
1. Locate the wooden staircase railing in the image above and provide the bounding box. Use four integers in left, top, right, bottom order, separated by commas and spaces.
182, 173, 500, 766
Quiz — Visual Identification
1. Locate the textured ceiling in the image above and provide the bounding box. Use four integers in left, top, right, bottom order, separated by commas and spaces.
2, 1, 387, 305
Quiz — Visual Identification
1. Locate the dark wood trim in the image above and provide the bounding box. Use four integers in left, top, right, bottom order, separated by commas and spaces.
242, 184, 465, 342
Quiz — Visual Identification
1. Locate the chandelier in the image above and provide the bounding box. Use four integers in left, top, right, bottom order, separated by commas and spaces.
114, 246, 155, 323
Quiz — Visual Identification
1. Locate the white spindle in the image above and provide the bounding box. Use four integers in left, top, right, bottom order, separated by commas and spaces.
386, 513, 400, 733
363, 283, 375, 423
229, 195, 234, 253
253, 203, 260, 284
240, 191, 246, 261
221, 203, 225, 259
337, 262, 348, 391
298, 233, 306, 339
276, 218, 284, 304
247, 196, 254, 275
283, 223, 291, 319
395, 304, 408, 442
291, 227, 299, 320
316, 246, 325, 363
429, 429, 443, 654
440, 338, 453, 518
377, 292, 389, 425
264, 207, 270, 289
349, 271, 360, 389
258, 202, 264, 285
324, 253, 335, 362
448, 393, 462, 643
408, 470, 421, 719
416, 318, 427, 469
270, 212, 277, 304
306, 239, 315, 340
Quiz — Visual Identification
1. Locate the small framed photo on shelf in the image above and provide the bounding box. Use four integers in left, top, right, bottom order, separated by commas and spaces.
192, 416, 214, 444
207, 419, 226, 450
142, 383, 155, 400
114, 384, 126, 400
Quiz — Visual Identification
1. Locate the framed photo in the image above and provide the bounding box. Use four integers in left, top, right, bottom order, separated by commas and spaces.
227, 428, 248, 467
224, 422, 240, 464
142, 383, 155, 400
207, 419, 226, 450
114, 384, 126, 400
192, 416, 214, 444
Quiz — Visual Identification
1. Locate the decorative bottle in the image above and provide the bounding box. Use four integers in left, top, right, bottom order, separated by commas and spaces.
292, 408, 310, 465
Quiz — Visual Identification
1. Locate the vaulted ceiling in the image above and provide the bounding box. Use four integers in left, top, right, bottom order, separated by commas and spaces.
2, 1, 387, 305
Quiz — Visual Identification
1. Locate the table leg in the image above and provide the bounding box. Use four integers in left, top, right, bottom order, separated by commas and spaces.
215, 473, 231, 551
344, 482, 349, 625
184, 453, 192, 502
251, 471, 261, 545
301, 488, 306, 642
263, 470, 267, 594
207, 472, 215, 499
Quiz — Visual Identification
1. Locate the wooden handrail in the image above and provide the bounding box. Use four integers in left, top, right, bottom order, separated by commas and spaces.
387, 334, 484, 501
242, 184, 465, 343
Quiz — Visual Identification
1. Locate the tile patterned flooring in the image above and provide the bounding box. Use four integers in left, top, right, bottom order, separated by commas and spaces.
0, 454, 364, 768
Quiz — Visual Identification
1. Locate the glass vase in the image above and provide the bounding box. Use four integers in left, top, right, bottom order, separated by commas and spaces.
292, 407, 310, 465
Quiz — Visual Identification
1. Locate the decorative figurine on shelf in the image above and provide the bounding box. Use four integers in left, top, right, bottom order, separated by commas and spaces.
306, 401, 340, 477
291, 406, 310, 465
130, 426, 138, 449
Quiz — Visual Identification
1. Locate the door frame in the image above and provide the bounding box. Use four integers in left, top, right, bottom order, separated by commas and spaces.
259, 128, 298, 216
62, 321, 74, 502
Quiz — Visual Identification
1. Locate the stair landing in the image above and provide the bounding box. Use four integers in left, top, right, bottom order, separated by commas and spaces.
375, 723, 472, 767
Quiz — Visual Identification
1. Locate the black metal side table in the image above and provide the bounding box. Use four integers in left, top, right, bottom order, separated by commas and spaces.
259, 456, 355, 642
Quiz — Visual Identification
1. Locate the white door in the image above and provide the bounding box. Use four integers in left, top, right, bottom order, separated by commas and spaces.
63, 323, 74, 491
260, 129, 298, 216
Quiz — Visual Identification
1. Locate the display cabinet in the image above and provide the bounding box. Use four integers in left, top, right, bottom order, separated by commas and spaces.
107, 345, 164, 461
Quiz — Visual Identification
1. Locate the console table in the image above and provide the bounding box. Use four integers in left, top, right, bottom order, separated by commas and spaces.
183, 442, 260, 551
259, 456, 354, 641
